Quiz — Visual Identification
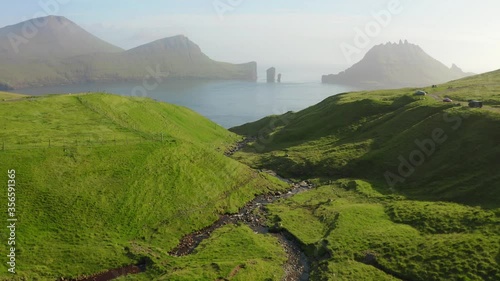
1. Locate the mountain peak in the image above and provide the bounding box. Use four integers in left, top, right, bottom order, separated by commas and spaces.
382, 40, 417, 47
155, 34, 194, 46
0, 16, 258, 88
323, 41, 473, 89
451, 63, 462, 71
0, 15, 67, 29
35, 15, 70, 23
168, 34, 188, 39
127, 35, 203, 55
0, 16, 122, 59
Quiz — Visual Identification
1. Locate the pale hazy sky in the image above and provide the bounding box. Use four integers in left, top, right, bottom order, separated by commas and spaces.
2, 0, 500, 73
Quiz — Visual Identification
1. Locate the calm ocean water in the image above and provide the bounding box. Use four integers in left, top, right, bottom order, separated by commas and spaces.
16, 79, 353, 128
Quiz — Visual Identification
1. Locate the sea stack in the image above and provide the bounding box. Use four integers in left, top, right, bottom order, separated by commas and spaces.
267, 67, 276, 83
277, 73, 282, 83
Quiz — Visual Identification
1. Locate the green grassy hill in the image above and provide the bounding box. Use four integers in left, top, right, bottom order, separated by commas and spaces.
231, 70, 500, 280
232, 69, 500, 207
0, 94, 287, 280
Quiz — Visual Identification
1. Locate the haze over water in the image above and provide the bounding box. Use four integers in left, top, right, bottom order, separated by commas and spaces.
17, 66, 354, 128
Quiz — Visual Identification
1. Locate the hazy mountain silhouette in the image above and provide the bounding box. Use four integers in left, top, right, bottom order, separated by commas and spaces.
322, 40, 474, 89
0, 16, 257, 89
0, 16, 122, 59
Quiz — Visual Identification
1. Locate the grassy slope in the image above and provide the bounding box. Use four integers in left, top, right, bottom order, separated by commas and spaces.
268, 180, 499, 281
231, 69, 500, 207
231, 70, 500, 280
0, 91, 26, 100
0, 94, 287, 280
155, 224, 286, 281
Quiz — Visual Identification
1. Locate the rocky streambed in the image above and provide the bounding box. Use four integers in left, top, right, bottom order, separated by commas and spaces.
169, 174, 313, 280
65, 139, 313, 281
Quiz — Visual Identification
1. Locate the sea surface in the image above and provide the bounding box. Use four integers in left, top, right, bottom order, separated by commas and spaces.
16, 79, 354, 128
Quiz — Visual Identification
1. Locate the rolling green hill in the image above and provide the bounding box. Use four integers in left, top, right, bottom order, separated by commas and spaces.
232, 69, 500, 207
231, 70, 500, 280
1, 71, 499, 280
0, 93, 287, 280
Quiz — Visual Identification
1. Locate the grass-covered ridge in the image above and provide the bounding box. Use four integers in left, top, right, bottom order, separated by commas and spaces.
230, 70, 500, 280
0, 93, 288, 280
231, 69, 500, 207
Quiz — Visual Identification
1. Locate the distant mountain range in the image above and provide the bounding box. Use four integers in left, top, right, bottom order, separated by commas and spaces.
0, 16, 257, 89
322, 40, 474, 89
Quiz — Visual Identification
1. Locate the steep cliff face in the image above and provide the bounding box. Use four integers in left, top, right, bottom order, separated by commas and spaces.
322, 40, 473, 89
0, 17, 257, 89
267, 67, 276, 83
127, 35, 204, 57
119, 35, 257, 80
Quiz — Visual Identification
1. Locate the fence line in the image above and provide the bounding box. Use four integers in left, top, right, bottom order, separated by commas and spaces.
0, 134, 175, 151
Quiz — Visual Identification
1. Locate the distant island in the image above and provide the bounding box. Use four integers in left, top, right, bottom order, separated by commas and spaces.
322, 40, 474, 89
0, 16, 257, 89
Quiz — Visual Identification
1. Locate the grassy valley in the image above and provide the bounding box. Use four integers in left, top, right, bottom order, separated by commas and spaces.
1, 71, 499, 280
232, 70, 500, 207
1, 2, 499, 280
231, 70, 500, 280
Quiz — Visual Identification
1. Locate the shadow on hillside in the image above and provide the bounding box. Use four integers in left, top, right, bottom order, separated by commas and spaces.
236, 95, 417, 154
